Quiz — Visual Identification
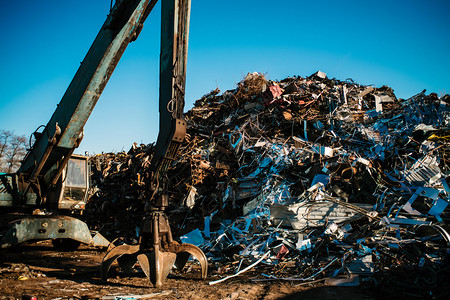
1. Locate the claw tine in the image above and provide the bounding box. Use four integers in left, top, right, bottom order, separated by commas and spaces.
100, 245, 140, 281
137, 253, 151, 280
175, 243, 208, 279
138, 251, 176, 288
101, 253, 122, 281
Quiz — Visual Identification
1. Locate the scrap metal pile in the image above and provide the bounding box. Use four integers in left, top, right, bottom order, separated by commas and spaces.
86, 71, 450, 298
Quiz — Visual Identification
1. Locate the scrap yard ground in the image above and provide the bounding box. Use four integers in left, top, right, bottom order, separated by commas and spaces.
0, 242, 375, 299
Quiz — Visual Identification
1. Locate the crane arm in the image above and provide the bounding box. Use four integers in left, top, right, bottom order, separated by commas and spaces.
150, 0, 190, 179
19, 0, 158, 182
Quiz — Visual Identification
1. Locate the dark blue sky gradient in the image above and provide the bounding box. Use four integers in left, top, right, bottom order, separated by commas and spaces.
0, 0, 449, 153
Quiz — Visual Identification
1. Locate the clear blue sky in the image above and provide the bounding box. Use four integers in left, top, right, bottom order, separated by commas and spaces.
0, 0, 449, 154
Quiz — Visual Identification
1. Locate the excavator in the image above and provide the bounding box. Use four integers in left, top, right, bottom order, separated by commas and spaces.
0, 0, 207, 288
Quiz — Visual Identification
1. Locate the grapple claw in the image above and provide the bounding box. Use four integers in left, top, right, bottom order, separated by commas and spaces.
100, 244, 140, 281
101, 208, 208, 286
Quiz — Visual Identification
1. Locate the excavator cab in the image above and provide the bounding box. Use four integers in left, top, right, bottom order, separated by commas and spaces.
0, 154, 89, 210
58, 154, 89, 211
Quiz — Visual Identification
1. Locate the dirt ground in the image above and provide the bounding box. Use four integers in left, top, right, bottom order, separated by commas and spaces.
0, 241, 377, 300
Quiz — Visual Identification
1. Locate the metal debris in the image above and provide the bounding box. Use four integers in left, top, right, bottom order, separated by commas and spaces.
86, 71, 450, 298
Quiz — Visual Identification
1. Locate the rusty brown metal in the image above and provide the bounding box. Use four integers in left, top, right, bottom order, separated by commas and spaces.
100, 244, 140, 281
172, 119, 187, 143
101, 240, 207, 286
169, 242, 208, 279
100, 209, 207, 286
137, 249, 176, 288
